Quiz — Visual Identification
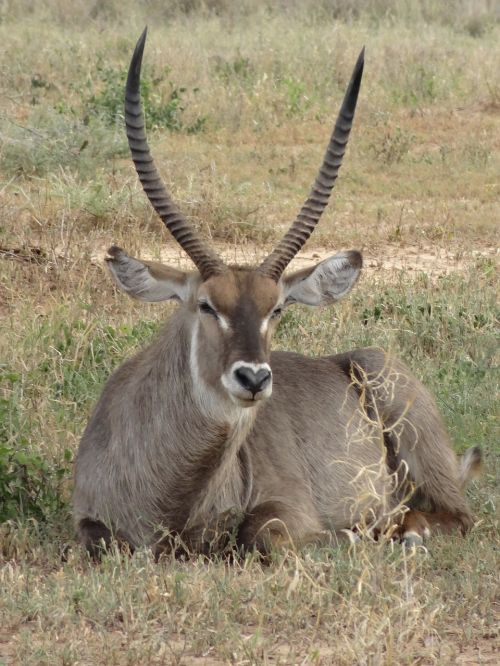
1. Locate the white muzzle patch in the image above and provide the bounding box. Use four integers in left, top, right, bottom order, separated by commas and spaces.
221, 361, 273, 405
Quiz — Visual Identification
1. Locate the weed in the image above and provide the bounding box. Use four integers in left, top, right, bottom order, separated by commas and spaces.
0, 369, 71, 522
0, 110, 127, 178
462, 14, 491, 38
369, 125, 415, 164
282, 77, 312, 117
84, 57, 207, 133
49, 171, 140, 223
214, 53, 255, 85
461, 140, 491, 168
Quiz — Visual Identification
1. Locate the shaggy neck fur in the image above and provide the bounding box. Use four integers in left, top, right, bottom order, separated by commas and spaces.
105, 309, 257, 545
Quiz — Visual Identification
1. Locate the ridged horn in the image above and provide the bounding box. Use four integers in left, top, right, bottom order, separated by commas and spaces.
125, 28, 225, 280
258, 48, 365, 282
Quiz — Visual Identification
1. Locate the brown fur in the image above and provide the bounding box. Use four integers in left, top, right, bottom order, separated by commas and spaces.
74, 36, 477, 557
74, 254, 478, 557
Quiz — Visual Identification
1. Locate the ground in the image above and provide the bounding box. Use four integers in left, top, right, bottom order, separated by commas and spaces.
0, 2, 499, 665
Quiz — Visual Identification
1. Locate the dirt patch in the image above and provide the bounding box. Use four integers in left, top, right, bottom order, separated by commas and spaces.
88, 241, 498, 279
454, 636, 500, 665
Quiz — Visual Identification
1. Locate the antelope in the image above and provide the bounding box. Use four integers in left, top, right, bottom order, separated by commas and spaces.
74, 29, 481, 558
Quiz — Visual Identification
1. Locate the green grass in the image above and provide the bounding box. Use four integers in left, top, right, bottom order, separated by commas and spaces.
0, 2, 499, 664
1, 267, 497, 552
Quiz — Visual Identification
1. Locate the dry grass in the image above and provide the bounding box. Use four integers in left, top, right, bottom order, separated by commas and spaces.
1, 2, 499, 664
1, 534, 498, 665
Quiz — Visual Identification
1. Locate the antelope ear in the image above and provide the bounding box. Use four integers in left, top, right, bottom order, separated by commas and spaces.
106, 246, 192, 302
282, 251, 362, 307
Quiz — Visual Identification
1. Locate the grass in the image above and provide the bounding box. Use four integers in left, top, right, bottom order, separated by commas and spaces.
0, 1, 499, 664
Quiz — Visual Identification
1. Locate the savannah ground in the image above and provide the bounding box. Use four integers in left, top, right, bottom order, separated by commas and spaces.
0, 1, 499, 664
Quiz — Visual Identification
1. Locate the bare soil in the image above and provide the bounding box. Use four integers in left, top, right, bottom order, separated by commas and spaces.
86, 240, 498, 278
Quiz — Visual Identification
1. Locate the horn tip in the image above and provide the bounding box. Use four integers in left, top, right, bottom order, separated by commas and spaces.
135, 26, 148, 56
138, 26, 148, 50
355, 47, 365, 73
127, 28, 148, 94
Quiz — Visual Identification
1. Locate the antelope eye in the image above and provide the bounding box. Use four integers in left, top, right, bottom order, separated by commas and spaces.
198, 301, 217, 317
271, 307, 283, 319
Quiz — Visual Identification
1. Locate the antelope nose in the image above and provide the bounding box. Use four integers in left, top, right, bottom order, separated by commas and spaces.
234, 366, 271, 396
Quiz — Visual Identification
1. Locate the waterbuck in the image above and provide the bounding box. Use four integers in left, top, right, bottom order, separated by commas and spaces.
74, 30, 480, 558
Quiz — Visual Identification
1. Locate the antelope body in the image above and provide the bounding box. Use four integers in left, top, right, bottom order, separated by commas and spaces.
74, 30, 479, 557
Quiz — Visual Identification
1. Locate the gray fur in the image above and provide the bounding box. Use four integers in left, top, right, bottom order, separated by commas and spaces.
73, 250, 475, 555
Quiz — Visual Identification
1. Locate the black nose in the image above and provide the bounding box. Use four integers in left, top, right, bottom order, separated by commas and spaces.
234, 366, 271, 396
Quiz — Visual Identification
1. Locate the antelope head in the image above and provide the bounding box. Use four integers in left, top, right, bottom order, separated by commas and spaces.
107, 29, 364, 408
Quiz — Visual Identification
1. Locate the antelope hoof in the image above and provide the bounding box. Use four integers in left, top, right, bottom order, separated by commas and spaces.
339, 528, 360, 544
402, 531, 424, 548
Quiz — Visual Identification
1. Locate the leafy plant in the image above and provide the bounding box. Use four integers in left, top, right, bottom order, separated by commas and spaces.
282, 76, 311, 117
214, 54, 255, 84
369, 125, 415, 164
0, 442, 71, 523
0, 370, 71, 523
84, 57, 207, 133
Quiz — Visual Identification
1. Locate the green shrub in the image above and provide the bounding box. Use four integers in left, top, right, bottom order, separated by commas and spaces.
0, 441, 71, 523
369, 125, 415, 164
84, 57, 207, 133
0, 370, 71, 523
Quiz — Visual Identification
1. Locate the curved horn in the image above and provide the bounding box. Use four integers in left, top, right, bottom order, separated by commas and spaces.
125, 28, 225, 280
258, 48, 365, 282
